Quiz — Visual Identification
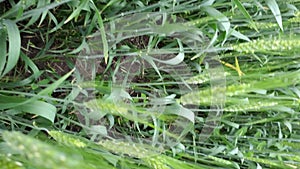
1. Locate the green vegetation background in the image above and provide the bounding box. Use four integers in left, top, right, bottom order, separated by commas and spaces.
0, 0, 300, 169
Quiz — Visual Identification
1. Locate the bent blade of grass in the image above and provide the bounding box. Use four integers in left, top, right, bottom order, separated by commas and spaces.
0, 94, 28, 110
35, 69, 75, 97
152, 39, 184, 65
203, 6, 230, 36
266, 0, 283, 31
20, 52, 40, 79
49, 17, 67, 33
1, 19, 20, 77
0, 94, 56, 123
90, 1, 109, 64
230, 28, 250, 42
162, 103, 195, 123
64, 0, 90, 24
14, 100, 56, 123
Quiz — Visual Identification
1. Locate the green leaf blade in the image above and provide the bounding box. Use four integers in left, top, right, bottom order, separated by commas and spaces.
14, 101, 56, 123
2, 19, 21, 76
0, 27, 7, 75
266, 0, 283, 31
233, 0, 258, 32
203, 6, 230, 35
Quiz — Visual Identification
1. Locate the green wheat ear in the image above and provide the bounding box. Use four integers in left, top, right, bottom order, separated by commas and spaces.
0, 155, 23, 169
84, 99, 128, 116
288, 11, 300, 23
224, 101, 278, 112
186, 71, 231, 85
249, 22, 278, 30
280, 141, 300, 149
180, 83, 249, 105
48, 130, 88, 148
2, 131, 89, 169
98, 140, 170, 169
232, 38, 300, 54
98, 140, 154, 158
144, 155, 170, 169
186, 72, 210, 84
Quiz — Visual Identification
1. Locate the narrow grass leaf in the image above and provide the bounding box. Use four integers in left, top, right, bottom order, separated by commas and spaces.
25, 0, 47, 27
49, 18, 66, 33
230, 29, 250, 42
99, 0, 120, 13
235, 56, 244, 76
0, 27, 7, 75
1, 69, 76, 109
0, 73, 42, 88
16, 0, 72, 22
68, 39, 89, 54
90, 2, 109, 64
233, 0, 258, 32
38, 8, 49, 27
20, 52, 40, 79
64, 0, 89, 24
266, 0, 283, 31
221, 119, 239, 129
35, 69, 75, 97
2, 19, 20, 77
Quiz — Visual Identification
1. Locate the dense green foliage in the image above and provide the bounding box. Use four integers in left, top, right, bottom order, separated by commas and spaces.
0, 0, 300, 168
